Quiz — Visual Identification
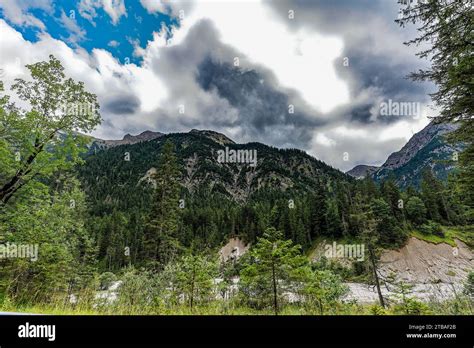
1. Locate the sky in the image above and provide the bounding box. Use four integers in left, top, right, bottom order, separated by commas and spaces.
0, 0, 436, 171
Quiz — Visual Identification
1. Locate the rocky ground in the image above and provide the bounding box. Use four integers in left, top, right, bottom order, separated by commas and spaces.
310, 236, 473, 303
341, 237, 473, 303
379, 237, 472, 284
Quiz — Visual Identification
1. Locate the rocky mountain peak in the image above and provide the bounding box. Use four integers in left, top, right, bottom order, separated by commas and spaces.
91, 130, 165, 149
189, 129, 235, 145
346, 165, 379, 179
347, 120, 460, 187
381, 120, 457, 170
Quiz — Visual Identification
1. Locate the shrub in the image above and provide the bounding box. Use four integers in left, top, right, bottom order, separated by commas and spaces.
409, 299, 432, 314
464, 271, 474, 298
419, 221, 444, 237
368, 304, 386, 315
99, 272, 117, 290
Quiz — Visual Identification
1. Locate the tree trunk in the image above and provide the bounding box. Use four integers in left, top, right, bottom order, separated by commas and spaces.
369, 246, 385, 308
190, 263, 196, 311
0, 135, 51, 205
271, 259, 278, 315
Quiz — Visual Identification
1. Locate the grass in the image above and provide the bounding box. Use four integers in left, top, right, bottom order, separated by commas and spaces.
307, 226, 474, 254
4, 299, 473, 315
410, 225, 474, 247
0, 303, 394, 315
410, 230, 457, 246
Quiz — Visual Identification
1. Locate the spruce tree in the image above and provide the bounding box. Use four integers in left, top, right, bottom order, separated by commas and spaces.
143, 140, 182, 269
173, 253, 218, 310
239, 227, 308, 314
420, 168, 448, 222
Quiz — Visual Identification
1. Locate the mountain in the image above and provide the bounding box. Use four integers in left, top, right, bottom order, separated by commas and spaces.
88, 130, 164, 151
346, 165, 379, 179
347, 121, 461, 188
79, 129, 351, 210
380, 121, 458, 170
188, 129, 234, 146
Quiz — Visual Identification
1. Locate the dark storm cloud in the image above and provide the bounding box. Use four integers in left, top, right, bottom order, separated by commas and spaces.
143, 19, 325, 150
196, 57, 332, 149
104, 94, 141, 115
341, 50, 429, 100
196, 57, 325, 138
350, 104, 373, 124
265, 0, 393, 34
266, 0, 434, 126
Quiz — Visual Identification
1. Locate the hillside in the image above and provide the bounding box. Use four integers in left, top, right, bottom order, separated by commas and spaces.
88, 130, 164, 150
346, 165, 379, 179
79, 129, 350, 207
348, 121, 462, 188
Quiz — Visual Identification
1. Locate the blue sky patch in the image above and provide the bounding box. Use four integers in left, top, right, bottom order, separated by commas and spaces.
0, 0, 177, 65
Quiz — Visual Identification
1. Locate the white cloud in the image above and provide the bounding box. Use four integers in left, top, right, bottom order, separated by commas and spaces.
139, 0, 192, 17
102, 0, 127, 25
78, 0, 127, 26
127, 37, 146, 58
78, 0, 99, 25
308, 114, 431, 171
59, 10, 87, 44
378, 116, 430, 142
314, 133, 336, 147
107, 40, 120, 47
139, 0, 166, 14
0, 0, 53, 29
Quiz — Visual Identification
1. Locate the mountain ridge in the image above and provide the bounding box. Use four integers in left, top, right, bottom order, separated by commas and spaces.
346, 165, 379, 179
86, 120, 459, 192
79, 129, 350, 207
347, 120, 461, 187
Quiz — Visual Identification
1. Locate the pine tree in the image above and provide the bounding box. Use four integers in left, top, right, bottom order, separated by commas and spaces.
239, 227, 308, 314
325, 198, 342, 238
370, 198, 407, 247
406, 196, 427, 226
303, 269, 348, 315
359, 209, 386, 308
143, 140, 182, 269
309, 184, 327, 240
420, 168, 448, 222
173, 253, 218, 310
380, 179, 403, 221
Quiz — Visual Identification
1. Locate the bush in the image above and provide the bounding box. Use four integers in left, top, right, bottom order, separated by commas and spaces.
464, 271, 474, 298
404, 298, 432, 315
419, 221, 444, 237
99, 272, 117, 290
368, 304, 386, 315
116, 268, 161, 313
